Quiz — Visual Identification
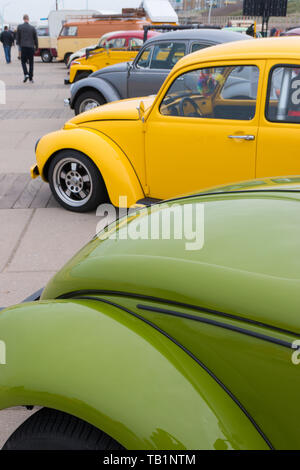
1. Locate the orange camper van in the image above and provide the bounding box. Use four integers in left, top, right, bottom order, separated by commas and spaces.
57, 9, 151, 64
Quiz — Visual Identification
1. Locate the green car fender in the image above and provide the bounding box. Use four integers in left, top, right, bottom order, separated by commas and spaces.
0, 299, 268, 450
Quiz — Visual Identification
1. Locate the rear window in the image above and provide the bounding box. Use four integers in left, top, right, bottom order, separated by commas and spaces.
266, 65, 300, 123
191, 43, 211, 53
37, 27, 49, 37
150, 42, 186, 70
61, 26, 78, 37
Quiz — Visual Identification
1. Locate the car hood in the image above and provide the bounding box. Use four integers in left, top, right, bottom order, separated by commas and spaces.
92, 61, 130, 77
42, 187, 300, 336
67, 95, 156, 124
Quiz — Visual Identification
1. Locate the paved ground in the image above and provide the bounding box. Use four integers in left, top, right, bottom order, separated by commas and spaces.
0, 47, 103, 448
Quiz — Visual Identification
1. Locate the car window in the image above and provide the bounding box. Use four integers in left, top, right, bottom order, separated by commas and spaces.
191, 42, 211, 53
136, 46, 153, 69
106, 37, 126, 49
150, 42, 186, 70
130, 37, 144, 48
160, 65, 259, 120
37, 27, 49, 37
266, 65, 300, 123
61, 26, 78, 37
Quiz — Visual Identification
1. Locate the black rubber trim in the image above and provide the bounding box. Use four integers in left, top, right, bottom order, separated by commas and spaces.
137, 304, 294, 350
22, 288, 44, 303
74, 295, 273, 450
57, 289, 299, 337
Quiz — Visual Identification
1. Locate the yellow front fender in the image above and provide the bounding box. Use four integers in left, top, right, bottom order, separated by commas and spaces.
36, 127, 144, 207
69, 65, 98, 84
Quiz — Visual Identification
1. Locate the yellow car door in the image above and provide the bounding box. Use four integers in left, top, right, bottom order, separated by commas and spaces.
144, 60, 265, 200
257, 60, 300, 179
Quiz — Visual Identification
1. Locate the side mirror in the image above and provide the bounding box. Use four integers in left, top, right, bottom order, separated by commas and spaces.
137, 100, 145, 121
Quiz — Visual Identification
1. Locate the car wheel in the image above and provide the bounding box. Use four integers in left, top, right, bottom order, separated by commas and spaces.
74, 71, 92, 82
48, 150, 107, 213
3, 408, 123, 450
41, 50, 53, 63
74, 90, 105, 115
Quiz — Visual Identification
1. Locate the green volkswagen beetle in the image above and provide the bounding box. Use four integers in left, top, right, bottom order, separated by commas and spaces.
1, 177, 300, 450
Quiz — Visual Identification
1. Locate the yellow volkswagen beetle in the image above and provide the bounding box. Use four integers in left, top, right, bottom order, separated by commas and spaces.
32, 37, 300, 212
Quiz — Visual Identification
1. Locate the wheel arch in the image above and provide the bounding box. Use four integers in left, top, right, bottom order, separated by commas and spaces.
70, 77, 121, 109
37, 128, 144, 207
0, 299, 269, 450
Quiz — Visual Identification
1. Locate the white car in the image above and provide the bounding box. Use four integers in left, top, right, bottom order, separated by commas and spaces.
66, 44, 97, 68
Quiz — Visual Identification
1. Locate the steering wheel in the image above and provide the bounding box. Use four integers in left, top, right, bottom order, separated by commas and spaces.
179, 97, 202, 117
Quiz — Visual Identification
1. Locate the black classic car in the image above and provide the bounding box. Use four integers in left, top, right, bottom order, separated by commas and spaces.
66, 29, 251, 115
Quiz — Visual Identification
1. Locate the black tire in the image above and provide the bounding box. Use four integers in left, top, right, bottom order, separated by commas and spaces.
74, 90, 105, 115
48, 150, 108, 213
3, 408, 123, 450
41, 50, 53, 63
74, 71, 92, 82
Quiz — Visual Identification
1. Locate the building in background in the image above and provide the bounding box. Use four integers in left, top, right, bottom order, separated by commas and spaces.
172, 0, 237, 11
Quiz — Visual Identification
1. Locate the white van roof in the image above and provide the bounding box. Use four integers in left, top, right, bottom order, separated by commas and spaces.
143, 0, 178, 23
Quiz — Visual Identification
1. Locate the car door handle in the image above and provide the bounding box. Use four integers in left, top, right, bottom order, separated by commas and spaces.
228, 135, 255, 141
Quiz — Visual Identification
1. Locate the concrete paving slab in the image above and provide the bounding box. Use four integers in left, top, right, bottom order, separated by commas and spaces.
0, 271, 56, 308
7, 208, 98, 273
0, 209, 33, 273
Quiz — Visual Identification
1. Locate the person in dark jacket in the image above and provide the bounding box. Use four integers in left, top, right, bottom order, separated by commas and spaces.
0, 26, 14, 64
17, 14, 38, 83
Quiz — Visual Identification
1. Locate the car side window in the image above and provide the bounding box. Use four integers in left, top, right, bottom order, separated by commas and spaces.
106, 37, 126, 49
150, 42, 186, 70
160, 65, 259, 120
61, 26, 78, 37
266, 65, 300, 123
191, 42, 211, 53
130, 38, 144, 49
136, 46, 153, 69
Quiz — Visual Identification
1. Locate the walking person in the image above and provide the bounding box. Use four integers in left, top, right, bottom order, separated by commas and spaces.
0, 26, 14, 64
17, 14, 38, 83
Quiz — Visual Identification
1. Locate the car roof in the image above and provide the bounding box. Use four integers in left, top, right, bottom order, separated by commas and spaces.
174, 36, 300, 71
46, 177, 300, 335
281, 27, 300, 36
100, 30, 158, 40
145, 28, 252, 44
177, 176, 300, 198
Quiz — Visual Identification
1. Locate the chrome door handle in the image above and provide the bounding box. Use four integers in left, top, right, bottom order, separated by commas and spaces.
228, 135, 255, 141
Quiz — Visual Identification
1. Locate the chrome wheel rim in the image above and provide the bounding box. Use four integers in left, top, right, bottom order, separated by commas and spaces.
79, 98, 100, 114
52, 157, 93, 208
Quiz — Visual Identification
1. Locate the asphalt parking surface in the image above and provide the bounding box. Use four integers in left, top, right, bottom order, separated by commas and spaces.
0, 47, 105, 448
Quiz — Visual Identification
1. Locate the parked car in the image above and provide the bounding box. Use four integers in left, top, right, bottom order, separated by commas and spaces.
67, 30, 159, 84
281, 27, 300, 36
1, 177, 300, 450
32, 37, 300, 213
67, 29, 251, 114
35, 25, 57, 63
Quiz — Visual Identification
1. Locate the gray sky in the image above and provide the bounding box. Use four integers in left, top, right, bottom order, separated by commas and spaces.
0, 0, 142, 23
